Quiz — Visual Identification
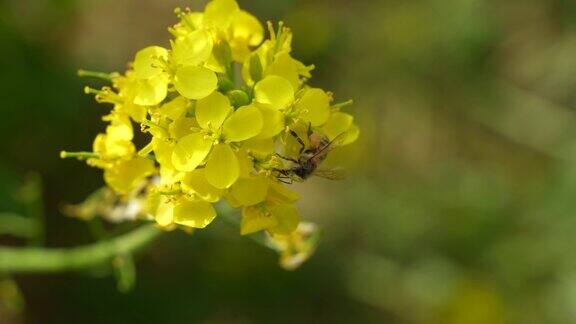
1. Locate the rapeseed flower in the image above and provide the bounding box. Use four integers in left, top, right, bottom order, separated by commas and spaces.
62, 0, 359, 269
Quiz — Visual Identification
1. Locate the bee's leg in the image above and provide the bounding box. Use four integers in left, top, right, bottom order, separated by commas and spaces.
273, 169, 294, 184
275, 153, 298, 163
289, 130, 306, 155
273, 168, 289, 176
277, 177, 292, 185
280, 175, 294, 184
307, 122, 313, 138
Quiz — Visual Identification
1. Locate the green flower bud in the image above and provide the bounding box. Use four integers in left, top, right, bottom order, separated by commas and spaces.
227, 89, 251, 108
249, 54, 263, 83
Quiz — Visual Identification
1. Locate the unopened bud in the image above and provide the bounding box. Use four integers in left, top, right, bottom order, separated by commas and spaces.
227, 90, 250, 108
249, 54, 263, 83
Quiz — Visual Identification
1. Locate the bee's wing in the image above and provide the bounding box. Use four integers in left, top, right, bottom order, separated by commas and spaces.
330, 132, 349, 147
313, 167, 347, 180
310, 132, 347, 160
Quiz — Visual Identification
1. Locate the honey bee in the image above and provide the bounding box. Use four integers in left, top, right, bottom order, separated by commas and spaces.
275, 129, 346, 183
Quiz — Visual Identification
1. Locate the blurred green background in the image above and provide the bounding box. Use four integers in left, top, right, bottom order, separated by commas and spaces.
2, 0, 576, 323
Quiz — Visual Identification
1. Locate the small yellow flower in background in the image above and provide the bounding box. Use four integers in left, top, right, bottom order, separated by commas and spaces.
268, 222, 320, 270
130, 46, 170, 106
103, 157, 155, 195
92, 113, 135, 164
62, 0, 359, 269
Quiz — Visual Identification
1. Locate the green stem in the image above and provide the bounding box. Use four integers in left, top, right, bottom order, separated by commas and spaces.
0, 213, 36, 238
23, 174, 45, 246
77, 69, 113, 80
60, 151, 100, 160
0, 224, 162, 274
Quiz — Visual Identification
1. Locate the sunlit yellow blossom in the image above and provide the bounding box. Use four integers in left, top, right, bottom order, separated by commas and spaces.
171, 91, 263, 188
232, 179, 301, 235
254, 75, 332, 130
103, 157, 155, 195
130, 46, 170, 106
173, 197, 216, 228
322, 111, 360, 145
228, 10, 264, 61
241, 201, 300, 236
92, 113, 135, 163
254, 75, 294, 109
267, 222, 320, 270
242, 23, 313, 89
145, 191, 175, 228
172, 0, 263, 63
170, 31, 219, 99
181, 168, 223, 203
229, 176, 269, 207
64, 0, 359, 269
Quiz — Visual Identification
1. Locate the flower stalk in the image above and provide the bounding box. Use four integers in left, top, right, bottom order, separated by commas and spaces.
0, 224, 162, 274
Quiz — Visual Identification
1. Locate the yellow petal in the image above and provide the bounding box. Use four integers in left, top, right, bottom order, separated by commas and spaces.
154, 196, 175, 227
95, 135, 135, 161
133, 46, 168, 79
133, 74, 169, 106
116, 103, 147, 123
173, 199, 216, 229
96, 115, 136, 159
229, 176, 269, 206
322, 112, 354, 141
339, 123, 360, 145
241, 205, 277, 235
224, 192, 242, 209
230, 10, 264, 46
268, 222, 320, 270
92, 134, 108, 159
181, 168, 223, 203
254, 103, 284, 139
144, 189, 161, 217
222, 104, 263, 142
235, 149, 253, 178
254, 75, 294, 110
159, 96, 189, 121
205, 144, 239, 189
171, 30, 213, 67
195, 91, 232, 131
268, 181, 300, 204
174, 66, 217, 100
269, 204, 300, 235
169, 117, 198, 139
104, 157, 155, 194
152, 138, 174, 169
229, 10, 264, 62
106, 114, 133, 141
159, 165, 184, 186
242, 138, 275, 156
171, 133, 213, 172
295, 88, 331, 126
203, 0, 240, 29
204, 52, 227, 74
266, 52, 300, 90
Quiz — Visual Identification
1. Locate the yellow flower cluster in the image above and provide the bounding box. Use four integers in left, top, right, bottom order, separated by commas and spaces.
64, 0, 358, 240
